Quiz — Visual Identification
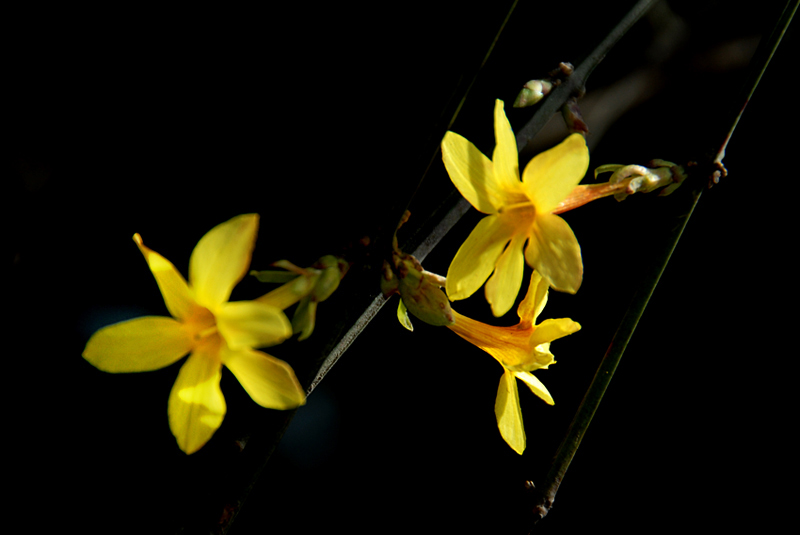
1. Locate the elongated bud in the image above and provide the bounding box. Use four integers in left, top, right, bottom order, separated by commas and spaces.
253, 255, 348, 340
561, 97, 588, 135
513, 79, 554, 108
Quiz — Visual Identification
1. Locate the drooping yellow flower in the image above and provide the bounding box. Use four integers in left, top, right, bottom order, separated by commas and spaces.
442, 99, 590, 316
447, 271, 580, 454
83, 214, 306, 454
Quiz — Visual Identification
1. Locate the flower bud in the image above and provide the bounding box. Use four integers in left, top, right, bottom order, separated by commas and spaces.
397, 258, 455, 327
513, 79, 554, 108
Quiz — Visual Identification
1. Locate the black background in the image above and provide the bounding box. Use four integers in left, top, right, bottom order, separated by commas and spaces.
9, 1, 797, 533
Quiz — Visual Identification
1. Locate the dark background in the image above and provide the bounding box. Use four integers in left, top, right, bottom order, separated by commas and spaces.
9, 1, 796, 533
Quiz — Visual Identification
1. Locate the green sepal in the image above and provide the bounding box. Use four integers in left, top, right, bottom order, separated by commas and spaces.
249, 270, 300, 283
397, 300, 414, 332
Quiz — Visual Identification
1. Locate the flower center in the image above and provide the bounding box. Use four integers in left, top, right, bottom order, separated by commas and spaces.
186, 306, 219, 345
498, 201, 535, 217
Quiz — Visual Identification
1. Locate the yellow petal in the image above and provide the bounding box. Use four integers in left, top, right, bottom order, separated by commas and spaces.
495, 369, 525, 455
189, 214, 259, 309
514, 371, 554, 405
254, 276, 308, 310
222, 347, 306, 410
133, 234, 197, 321
531, 342, 555, 369
446, 214, 515, 302
448, 311, 533, 369
522, 133, 589, 213
168, 347, 226, 454
491, 99, 523, 193
484, 234, 525, 317
216, 301, 292, 351
442, 131, 504, 214
526, 213, 583, 293
529, 318, 581, 346
83, 316, 193, 372
516, 271, 548, 327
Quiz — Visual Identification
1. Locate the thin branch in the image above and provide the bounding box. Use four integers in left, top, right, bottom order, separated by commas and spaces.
529, 183, 703, 526
711, 0, 798, 185
527, 1, 798, 527
516, 0, 661, 160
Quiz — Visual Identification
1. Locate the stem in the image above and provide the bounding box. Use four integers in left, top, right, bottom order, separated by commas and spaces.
530, 184, 703, 526
528, 1, 799, 526
515, 0, 661, 159
711, 0, 798, 185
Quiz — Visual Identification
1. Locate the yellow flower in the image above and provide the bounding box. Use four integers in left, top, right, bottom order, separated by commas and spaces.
442, 99, 590, 316
447, 272, 580, 454
82, 214, 306, 454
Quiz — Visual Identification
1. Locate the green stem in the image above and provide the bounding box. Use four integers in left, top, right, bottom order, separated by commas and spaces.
711, 0, 798, 184
530, 184, 703, 525
528, 1, 798, 526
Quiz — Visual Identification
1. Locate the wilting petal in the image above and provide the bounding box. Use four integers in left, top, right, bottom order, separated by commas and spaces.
529, 318, 581, 347
134, 234, 197, 320
442, 132, 505, 214
515, 371, 554, 405
484, 234, 525, 317
495, 369, 525, 455
446, 214, 516, 302
83, 316, 193, 373
222, 347, 306, 410
522, 133, 589, 213
526, 213, 582, 293
190, 214, 259, 309
491, 100, 523, 194
216, 301, 292, 350
516, 271, 549, 327
168, 347, 226, 454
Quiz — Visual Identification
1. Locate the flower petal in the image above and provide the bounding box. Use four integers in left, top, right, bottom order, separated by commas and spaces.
168, 347, 226, 454
525, 213, 583, 293
189, 214, 259, 309
516, 271, 549, 327
222, 347, 306, 410
484, 234, 525, 317
522, 133, 589, 213
446, 214, 516, 302
442, 132, 504, 214
83, 316, 193, 372
529, 318, 581, 347
514, 371, 554, 405
495, 369, 525, 455
216, 301, 292, 351
448, 311, 533, 369
133, 234, 197, 320
255, 275, 309, 310
491, 99, 523, 193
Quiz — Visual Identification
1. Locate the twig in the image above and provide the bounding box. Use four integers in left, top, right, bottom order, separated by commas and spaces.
711, 0, 798, 186
527, 0, 798, 527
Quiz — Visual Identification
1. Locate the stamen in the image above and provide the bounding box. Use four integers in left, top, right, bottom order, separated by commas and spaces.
196, 325, 219, 340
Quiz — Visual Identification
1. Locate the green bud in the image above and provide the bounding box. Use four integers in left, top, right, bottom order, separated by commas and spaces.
397, 259, 454, 327
513, 79, 553, 108
292, 296, 318, 341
